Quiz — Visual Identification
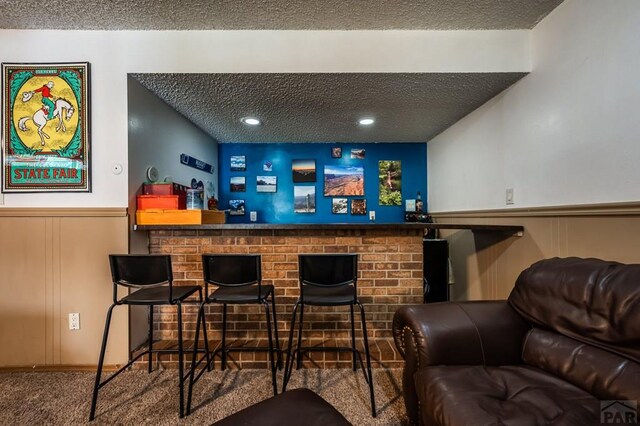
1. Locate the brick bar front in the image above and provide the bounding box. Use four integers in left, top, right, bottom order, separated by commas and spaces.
144, 226, 424, 368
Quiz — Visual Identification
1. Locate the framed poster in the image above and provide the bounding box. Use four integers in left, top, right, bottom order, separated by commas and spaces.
2, 62, 91, 192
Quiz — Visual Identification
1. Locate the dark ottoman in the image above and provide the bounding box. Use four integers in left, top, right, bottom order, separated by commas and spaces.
212, 388, 352, 426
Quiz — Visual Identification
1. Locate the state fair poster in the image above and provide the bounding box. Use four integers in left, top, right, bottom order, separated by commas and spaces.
2, 62, 90, 192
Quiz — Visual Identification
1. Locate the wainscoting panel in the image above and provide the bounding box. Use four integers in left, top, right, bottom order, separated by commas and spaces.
433, 204, 640, 301
0, 209, 129, 367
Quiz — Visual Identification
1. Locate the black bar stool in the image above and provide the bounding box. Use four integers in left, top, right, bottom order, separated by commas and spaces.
187, 254, 282, 414
282, 253, 376, 417
89, 254, 210, 421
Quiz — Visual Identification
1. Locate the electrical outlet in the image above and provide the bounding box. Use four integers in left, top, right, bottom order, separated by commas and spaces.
250, 211, 257, 222
0, 193, 4, 205
369, 210, 376, 221
506, 188, 514, 205
69, 313, 80, 330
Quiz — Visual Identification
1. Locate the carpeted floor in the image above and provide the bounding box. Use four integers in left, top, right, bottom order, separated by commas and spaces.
0, 368, 408, 425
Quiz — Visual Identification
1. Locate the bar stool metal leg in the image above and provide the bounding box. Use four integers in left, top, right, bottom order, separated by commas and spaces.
89, 304, 116, 421
177, 302, 185, 418
148, 305, 154, 373
186, 300, 204, 415
221, 303, 227, 370
270, 293, 282, 370
350, 304, 357, 371
357, 301, 376, 417
296, 303, 304, 370
263, 301, 278, 396
282, 301, 299, 391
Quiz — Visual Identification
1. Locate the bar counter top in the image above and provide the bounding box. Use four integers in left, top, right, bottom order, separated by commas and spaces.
135, 222, 524, 235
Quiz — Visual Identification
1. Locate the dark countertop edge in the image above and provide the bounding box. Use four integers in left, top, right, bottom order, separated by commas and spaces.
134, 223, 524, 235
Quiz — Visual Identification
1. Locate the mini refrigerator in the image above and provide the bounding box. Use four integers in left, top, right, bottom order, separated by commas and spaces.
423, 239, 449, 303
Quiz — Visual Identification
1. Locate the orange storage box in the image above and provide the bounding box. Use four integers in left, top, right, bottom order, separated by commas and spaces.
136, 209, 226, 225
137, 195, 184, 210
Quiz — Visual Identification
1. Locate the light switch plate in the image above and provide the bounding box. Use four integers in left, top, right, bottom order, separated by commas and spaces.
250, 211, 257, 222
0, 193, 4, 205
506, 188, 514, 205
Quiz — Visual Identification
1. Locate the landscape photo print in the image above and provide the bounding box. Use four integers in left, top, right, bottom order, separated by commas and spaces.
324, 165, 364, 196
378, 160, 402, 206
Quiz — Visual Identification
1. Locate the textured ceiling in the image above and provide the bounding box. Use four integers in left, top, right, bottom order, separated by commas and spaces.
130, 73, 527, 143
1, 0, 563, 30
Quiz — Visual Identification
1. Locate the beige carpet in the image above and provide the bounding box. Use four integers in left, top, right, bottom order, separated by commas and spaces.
0, 368, 408, 425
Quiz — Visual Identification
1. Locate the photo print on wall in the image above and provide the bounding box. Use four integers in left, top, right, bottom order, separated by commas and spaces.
229, 199, 246, 215
292, 159, 316, 183
294, 186, 316, 213
263, 160, 273, 172
351, 199, 367, 215
378, 160, 402, 206
230, 155, 246, 171
257, 175, 277, 193
324, 165, 364, 196
230, 176, 246, 192
350, 149, 365, 159
331, 147, 342, 158
332, 198, 348, 214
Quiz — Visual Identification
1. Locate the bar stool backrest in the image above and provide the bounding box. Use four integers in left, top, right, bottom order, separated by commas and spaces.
298, 254, 358, 298
109, 254, 173, 303
202, 254, 262, 294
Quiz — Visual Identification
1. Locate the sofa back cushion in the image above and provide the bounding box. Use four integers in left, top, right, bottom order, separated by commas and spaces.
522, 328, 640, 400
508, 257, 640, 363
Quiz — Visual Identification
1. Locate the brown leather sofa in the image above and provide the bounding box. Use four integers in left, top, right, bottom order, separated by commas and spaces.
393, 257, 640, 425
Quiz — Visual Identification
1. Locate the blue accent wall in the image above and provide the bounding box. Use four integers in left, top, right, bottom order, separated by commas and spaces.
218, 143, 426, 224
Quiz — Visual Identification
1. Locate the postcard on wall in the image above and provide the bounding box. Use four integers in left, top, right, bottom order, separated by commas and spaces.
332, 198, 348, 214
351, 199, 367, 215
324, 165, 364, 196
263, 160, 273, 172
292, 159, 316, 183
378, 160, 402, 206
350, 149, 365, 159
331, 147, 342, 158
2, 62, 91, 192
229, 199, 246, 215
257, 175, 277, 193
294, 186, 316, 213
230, 155, 246, 171
230, 176, 246, 192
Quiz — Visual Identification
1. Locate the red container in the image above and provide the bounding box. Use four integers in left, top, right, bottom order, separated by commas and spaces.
137, 195, 186, 210
142, 182, 188, 196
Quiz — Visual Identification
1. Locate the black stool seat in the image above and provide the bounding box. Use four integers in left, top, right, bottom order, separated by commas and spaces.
121, 285, 200, 304
213, 388, 351, 426
209, 284, 274, 303
90, 255, 209, 421
302, 285, 355, 306
187, 255, 282, 415
283, 254, 376, 417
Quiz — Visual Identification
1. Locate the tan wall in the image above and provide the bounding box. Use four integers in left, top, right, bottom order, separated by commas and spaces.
0, 209, 129, 367
432, 203, 640, 301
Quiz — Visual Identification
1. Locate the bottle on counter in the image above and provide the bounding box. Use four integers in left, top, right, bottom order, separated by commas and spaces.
416, 191, 423, 212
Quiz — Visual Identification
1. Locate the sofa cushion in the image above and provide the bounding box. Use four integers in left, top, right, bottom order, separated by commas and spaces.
523, 328, 640, 401
415, 365, 599, 426
508, 257, 640, 362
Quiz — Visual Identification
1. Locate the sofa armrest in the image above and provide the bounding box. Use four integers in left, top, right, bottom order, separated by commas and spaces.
392, 301, 530, 425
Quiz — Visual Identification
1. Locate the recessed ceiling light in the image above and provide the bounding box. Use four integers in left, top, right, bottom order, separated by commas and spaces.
358, 118, 375, 126
241, 117, 262, 126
